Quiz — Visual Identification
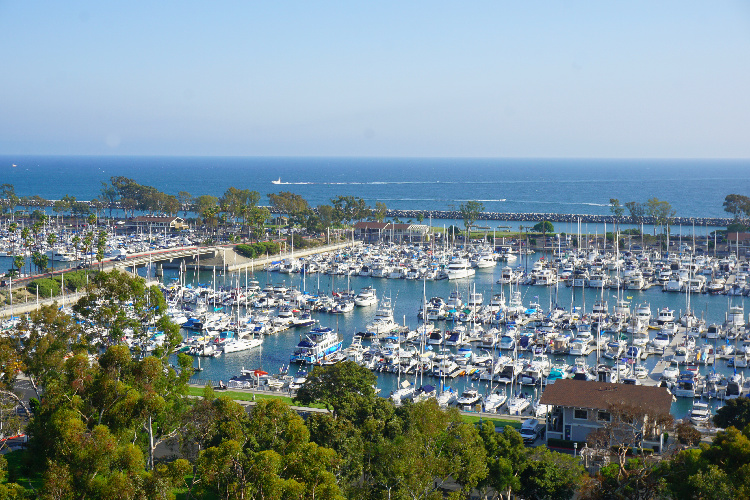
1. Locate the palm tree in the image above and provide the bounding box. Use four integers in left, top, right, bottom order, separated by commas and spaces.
47, 233, 57, 272
72, 235, 81, 263
12, 255, 24, 278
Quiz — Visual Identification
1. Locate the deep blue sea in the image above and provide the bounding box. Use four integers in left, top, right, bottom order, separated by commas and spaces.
1, 156, 749, 221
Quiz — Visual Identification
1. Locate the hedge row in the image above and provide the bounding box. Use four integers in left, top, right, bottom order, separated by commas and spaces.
26, 270, 94, 297
235, 242, 281, 259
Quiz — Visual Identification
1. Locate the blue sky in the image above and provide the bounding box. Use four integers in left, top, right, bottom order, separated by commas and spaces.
1, 1, 749, 158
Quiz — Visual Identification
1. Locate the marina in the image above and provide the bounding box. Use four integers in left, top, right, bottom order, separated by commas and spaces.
132, 239, 750, 423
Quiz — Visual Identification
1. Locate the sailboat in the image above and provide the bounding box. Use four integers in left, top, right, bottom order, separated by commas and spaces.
272, 177, 282, 184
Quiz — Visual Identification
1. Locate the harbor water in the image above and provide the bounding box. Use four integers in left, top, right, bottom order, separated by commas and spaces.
151, 251, 747, 421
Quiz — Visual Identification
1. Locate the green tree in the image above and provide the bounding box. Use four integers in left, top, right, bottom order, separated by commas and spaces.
295, 361, 377, 416
196, 399, 344, 500
676, 421, 703, 447
446, 225, 462, 243
724, 194, 750, 230
30, 251, 48, 274
460, 200, 485, 235
478, 423, 527, 500
330, 195, 370, 225
73, 270, 181, 355
586, 401, 674, 500
0, 184, 19, 220
100, 181, 118, 219
246, 206, 270, 239
177, 191, 193, 218
625, 201, 646, 225
533, 220, 554, 233
373, 201, 388, 223
11, 305, 85, 399
645, 197, 676, 237
11, 255, 24, 278
268, 191, 310, 217
53, 198, 70, 225
371, 400, 487, 500
519, 447, 584, 500
714, 397, 750, 430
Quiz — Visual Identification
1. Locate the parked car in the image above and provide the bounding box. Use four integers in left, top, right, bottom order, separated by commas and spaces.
520, 418, 546, 444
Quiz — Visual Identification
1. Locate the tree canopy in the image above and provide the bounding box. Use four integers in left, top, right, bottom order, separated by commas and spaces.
459, 200, 485, 234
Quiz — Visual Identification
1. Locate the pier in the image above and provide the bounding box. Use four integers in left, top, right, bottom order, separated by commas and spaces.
159, 240, 362, 273
649, 330, 686, 381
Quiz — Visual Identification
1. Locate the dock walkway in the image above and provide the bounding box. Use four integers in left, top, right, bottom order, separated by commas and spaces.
649, 329, 686, 381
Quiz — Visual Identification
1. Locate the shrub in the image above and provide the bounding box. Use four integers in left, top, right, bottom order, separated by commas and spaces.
235, 242, 281, 259
27, 278, 60, 297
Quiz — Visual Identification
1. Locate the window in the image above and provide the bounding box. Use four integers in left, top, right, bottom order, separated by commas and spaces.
574, 409, 588, 420
598, 411, 611, 422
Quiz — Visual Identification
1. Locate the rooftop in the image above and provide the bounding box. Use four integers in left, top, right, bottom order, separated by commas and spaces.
539, 379, 672, 415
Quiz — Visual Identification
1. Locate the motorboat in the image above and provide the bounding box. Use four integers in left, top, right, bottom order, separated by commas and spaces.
603, 341, 626, 360
656, 308, 675, 324
411, 384, 437, 403
455, 388, 482, 410
446, 258, 475, 280
633, 364, 648, 379
482, 391, 507, 413
354, 286, 377, 307
222, 337, 263, 353
661, 363, 680, 381
689, 402, 711, 426
289, 327, 343, 364
436, 387, 457, 407
635, 303, 651, 323
390, 380, 415, 405
499, 334, 516, 350
507, 394, 530, 415
365, 297, 399, 334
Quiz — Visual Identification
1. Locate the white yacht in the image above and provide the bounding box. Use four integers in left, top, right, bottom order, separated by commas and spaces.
354, 286, 377, 307
446, 258, 475, 280
473, 252, 496, 269
365, 297, 399, 334
629, 301, 648, 317
497, 266, 521, 284
656, 307, 675, 324
689, 402, 711, 426
467, 291, 483, 310
222, 336, 263, 353
482, 391, 507, 413
727, 303, 745, 328
455, 388, 482, 410
614, 299, 631, 319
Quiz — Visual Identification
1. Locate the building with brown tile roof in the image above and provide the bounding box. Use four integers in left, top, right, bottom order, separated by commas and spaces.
540, 379, 672, 445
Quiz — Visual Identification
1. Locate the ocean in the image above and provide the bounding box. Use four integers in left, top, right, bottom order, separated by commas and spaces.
1, 156, 749, 220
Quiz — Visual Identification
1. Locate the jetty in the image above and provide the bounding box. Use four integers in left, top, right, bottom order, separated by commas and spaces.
649, 329, 686, 381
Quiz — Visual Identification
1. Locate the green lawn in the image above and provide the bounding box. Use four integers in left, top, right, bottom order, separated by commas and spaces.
188, 386, 522, 428
462, 414, 523, 429
3, 449, 42, 491
187, 386, 329, 409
